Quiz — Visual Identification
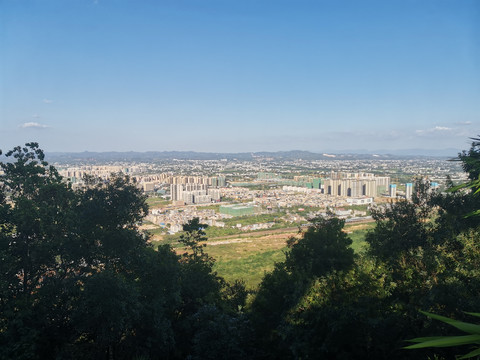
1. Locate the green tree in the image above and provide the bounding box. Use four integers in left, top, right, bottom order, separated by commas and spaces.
458, 136, 480, 184
0, 143, 78, 359
0, 144, 185, 359
0, 143, 75, 300
403, 137, 480, 359
250, 216, 355, 358
282, 257, 396, 359
365, 181, 440, 300
285, 216, 354, 276
248, 137, 480, 359
172, 219, 224, 357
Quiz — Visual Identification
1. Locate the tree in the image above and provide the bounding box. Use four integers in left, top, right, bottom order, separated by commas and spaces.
450, 136, 480, 218
281, 257, 397, 360
285, 216, 354, 276
0, 143, 79, 359
0, 144, 182, 359
365, 181, 439, 299
249, 216, 355, 358
403, 137, 480, 358
458, 136, 480, 184
0, 143, 75, 300
171, 218, 224, 357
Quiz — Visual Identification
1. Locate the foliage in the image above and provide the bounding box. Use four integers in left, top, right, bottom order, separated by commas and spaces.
402, 137, 480, 359
285, 216, 354, 276
281, 258, 397, 359
213, 248, 287, 289
2, 138, 480, 359
405, 311, 480, 359
0, 144, 246, 360
246, 136, 480, 359
450, 136, 480, 217
458, 136, 480, 183
249, 216, 356, 358
190, 305, 253, 360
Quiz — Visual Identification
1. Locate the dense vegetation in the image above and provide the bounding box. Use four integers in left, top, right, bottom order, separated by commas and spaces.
1, 139, 479, 359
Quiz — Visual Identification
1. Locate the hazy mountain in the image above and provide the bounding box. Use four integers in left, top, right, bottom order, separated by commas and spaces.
40, 150, 454, 164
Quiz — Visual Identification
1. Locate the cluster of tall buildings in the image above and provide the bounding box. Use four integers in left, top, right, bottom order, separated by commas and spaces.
170, 183, 221, 205
322, 172, 390, 198
58, 165, 141, 182
168, 175, 225, 205
139, 174, 225, 186
137, 175, 226, 203
255, 171, 391, 198
135, 175, 226, 205
390, 181, 439, 200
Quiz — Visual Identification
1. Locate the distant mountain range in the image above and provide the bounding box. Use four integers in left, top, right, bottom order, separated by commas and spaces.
40, 149, 460, 163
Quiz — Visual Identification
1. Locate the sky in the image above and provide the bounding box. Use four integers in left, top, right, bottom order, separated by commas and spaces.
1, 0, 479, 154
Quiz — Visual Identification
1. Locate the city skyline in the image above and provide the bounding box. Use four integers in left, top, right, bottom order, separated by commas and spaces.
1, 0, 478, 153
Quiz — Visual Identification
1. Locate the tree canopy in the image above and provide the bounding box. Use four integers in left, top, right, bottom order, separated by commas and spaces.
0, 143, 247, 359
1, 138, 480, 359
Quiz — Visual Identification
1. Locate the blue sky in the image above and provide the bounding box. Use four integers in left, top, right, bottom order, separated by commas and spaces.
1, 0, 479, 154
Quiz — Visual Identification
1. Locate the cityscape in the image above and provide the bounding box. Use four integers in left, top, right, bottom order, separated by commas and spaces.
2, 0, 478, 358
51, 154, 467, 237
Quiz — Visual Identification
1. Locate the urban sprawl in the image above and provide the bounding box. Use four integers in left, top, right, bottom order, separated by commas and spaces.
56, 157, 467, 234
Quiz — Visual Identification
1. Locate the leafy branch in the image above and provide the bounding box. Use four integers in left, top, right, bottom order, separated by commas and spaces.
405, 311, 480, 359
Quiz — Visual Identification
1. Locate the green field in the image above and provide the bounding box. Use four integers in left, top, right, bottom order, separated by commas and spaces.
148, 220, 374, 290
208, 222, 374, 289
196, 204, 221, 212
146, 197, 171, 208
214, 249, 286, 289
204, 212, 288, 238
345, 222, 375, 253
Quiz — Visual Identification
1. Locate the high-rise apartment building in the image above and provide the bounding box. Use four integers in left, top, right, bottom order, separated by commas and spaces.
170, 183, 221, 204
170, 184, 184, 201
323, 172, 390, 198
389, 184, 397, 198
405, 183, 413, 200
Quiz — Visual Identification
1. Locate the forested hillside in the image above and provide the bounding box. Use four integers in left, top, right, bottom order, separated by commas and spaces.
1, 139, 479, 359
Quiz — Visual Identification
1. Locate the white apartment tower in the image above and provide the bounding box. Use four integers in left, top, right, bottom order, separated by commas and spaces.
405, 183, 413, 200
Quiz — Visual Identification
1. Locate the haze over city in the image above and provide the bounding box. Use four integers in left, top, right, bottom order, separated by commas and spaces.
1, 0, 478, 154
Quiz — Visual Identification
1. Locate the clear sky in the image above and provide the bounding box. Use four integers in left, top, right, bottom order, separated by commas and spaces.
1, 0, 479, 154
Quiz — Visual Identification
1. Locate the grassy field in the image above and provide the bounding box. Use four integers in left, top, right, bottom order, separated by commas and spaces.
344, 222, 376, 253
145, 197, 171, 208
147, 220, 375, 290
206, 231, 295, 289
208, 221, 375, 289
214, 249, 286, 288
196, 204, 221, 212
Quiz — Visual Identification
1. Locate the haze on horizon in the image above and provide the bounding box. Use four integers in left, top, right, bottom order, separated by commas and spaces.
1, 0, 478, 154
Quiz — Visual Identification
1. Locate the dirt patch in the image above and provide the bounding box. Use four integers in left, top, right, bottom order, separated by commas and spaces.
140, 224, 160, 230
209, 227, 301, 241
209, 239, 253, 246
205, 231, 297, 252
344, 222, 375, 232
148, 234, 164, 243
